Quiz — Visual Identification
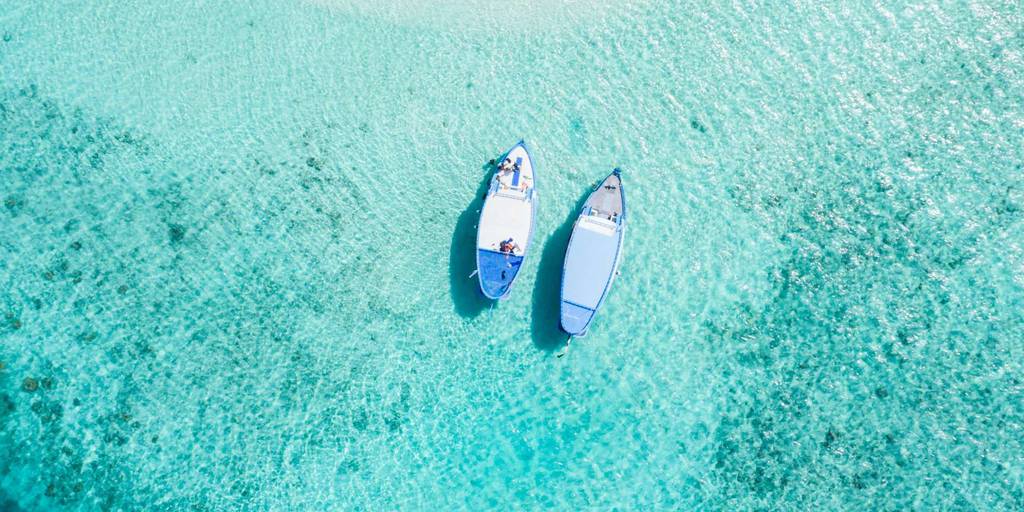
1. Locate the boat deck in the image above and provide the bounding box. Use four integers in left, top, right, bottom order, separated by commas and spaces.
585, 173, 623, 219
561, 226, 621, 309
477, 192, 533, 253
477, 143, 536, 254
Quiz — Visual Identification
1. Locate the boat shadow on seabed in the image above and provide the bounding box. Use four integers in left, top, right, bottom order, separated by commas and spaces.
530, 189, 590, 353
449, 159, 498, 318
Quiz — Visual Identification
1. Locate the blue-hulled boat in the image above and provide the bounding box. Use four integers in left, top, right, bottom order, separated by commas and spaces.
475, 140, 538, 300
560, 169, 626, 336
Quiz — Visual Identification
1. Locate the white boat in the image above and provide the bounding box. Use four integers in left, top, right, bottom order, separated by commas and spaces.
560, 169, 626, 335
475, 140, 538, 299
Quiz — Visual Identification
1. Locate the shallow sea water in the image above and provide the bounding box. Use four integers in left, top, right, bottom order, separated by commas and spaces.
1, 0, 1023, 510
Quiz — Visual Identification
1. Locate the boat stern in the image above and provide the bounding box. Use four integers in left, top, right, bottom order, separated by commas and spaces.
560, 301, 594, 336
477, 249, 523, 300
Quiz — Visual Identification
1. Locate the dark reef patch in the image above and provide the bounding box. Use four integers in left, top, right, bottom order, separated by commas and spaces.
705, 180, 1024, 506
704, 134, 1024, 509
2, 82, 417, 510
0, 393, 14, 415
167, 223, 187, 244
4, 195, 24, 215
698, 37, 1024, 509
568, 115, 588, 153
0, 84, 255, 509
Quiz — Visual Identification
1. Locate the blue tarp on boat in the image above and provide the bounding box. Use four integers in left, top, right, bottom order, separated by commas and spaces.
477, 249, 524, 299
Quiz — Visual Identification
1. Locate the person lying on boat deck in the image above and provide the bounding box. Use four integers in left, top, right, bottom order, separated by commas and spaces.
498, 170, 530, 192
497, 166, 515, 189
498, 158, 514, 172
499, 238, 520, 256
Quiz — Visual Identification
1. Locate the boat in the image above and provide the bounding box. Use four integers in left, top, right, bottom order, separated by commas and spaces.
475, 140, 538, 300
559, 169, 626, 336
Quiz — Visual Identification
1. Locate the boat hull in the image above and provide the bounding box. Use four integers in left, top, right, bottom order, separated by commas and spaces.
559, 169, 626, 335
475, 141, 537, 300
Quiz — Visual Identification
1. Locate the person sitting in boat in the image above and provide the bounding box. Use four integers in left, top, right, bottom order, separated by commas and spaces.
498, 158, 514, 172
497, 163, 515, 189
518, 175, 531, 192
499, 238, 520, 255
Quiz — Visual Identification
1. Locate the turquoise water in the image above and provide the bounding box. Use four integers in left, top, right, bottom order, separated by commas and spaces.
2, 0, 1023, 509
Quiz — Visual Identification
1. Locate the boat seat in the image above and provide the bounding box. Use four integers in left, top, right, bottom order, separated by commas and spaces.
496, 188, 527, 200
579, 215, 617, 236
